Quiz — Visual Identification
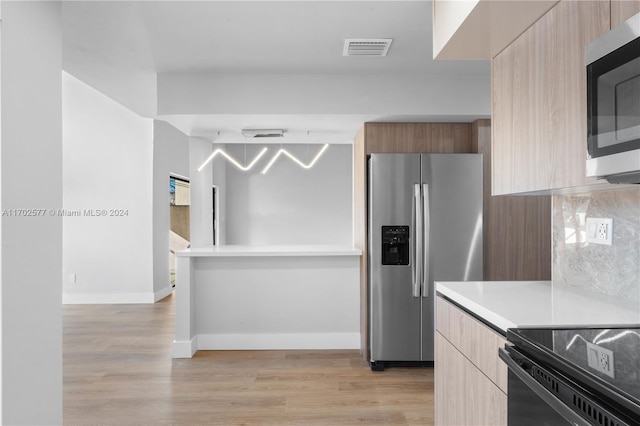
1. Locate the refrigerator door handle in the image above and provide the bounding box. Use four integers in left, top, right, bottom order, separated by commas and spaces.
413, 183, 422, 298
421, 184, 430, 298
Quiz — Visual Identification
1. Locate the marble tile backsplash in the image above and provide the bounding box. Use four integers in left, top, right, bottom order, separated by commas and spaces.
552, 187, 640, 303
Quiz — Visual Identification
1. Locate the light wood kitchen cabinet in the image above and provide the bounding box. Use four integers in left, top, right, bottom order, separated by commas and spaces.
473, 120, 551, 280
611, 0, 640, 27
491, 0, 610, 194
432, 0, 558, 60
361, 123, 472, 154
435, 296, 507, 425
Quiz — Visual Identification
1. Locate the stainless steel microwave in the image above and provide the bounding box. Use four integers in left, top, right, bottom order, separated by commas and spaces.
586, 12, 640, 184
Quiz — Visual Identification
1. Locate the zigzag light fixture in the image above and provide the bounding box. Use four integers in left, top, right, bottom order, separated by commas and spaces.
197, 147, 268, 172
261, 144, 329, 175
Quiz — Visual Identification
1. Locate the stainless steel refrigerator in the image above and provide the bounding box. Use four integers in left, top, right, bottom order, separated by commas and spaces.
368, 153, 483, 370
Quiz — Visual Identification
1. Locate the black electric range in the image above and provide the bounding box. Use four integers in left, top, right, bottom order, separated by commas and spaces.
500, 326, 640, 426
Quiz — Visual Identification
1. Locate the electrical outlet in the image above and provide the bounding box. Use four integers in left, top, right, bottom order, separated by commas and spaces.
599, 352, 610, 370
598, 223, 608, 240
586, 218, 613, 245
586, 341, 615, 378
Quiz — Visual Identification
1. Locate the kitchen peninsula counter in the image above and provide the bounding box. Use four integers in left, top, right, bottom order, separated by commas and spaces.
177, 244, 362, 257
436, 281, 640, 334
173, 245, 362, 358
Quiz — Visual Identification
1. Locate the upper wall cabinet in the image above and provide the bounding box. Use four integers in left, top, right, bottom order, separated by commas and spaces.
491, 0, 610, 194
432, 0, 558, 59
362, 123, 472, 154
611, 0, 640, 27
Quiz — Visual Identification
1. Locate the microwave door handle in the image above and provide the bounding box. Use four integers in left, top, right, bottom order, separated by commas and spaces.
421, 184, 430, 298
498, 348, 591, 426
413, 184, 422, 298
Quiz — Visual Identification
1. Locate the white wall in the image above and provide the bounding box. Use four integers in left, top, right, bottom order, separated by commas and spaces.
211, 153, 227, 245
189, 137, 214, 248
218, 143, 352, 245
157, 72, 490, 118
62, 72, 155, 304
1, 2, 63, 424
152, 120, 189, 299
189, 137, 218, 248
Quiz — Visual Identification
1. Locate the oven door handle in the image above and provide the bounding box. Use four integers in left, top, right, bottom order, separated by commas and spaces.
498, 348, 591, 426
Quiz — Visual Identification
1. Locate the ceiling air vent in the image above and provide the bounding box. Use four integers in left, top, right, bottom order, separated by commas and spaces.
343, 38, 393, 56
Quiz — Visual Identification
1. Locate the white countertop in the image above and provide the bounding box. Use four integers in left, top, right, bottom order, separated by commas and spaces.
176, 244, 363, 257
436, 281, 640, 333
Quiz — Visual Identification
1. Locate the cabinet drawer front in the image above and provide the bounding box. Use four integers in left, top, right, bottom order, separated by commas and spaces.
435, 332, 507, 426
436, 296, 507, 393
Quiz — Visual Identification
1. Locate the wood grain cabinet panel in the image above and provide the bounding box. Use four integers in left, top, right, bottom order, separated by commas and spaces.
435, 332, 507, 426
492, 0, 610, 194
435, 295, 507, 425
474, 119, 551, 281
354, 126, 368, 356
611, 0, 640, 27
363, 123, 472, 155
436, 296, 507, 393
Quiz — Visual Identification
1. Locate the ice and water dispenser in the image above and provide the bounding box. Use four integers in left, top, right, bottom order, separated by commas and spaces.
381, 226, 410, 265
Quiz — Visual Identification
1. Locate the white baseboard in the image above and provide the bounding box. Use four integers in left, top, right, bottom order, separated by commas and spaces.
172, 338, 198, 358
62, 287, 173, 304
62, 292, 155, 304
196, 333, 360, 351
154, 285, 173, 302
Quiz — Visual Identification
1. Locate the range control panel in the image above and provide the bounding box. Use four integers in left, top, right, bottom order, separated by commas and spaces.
381, 226, 410, 265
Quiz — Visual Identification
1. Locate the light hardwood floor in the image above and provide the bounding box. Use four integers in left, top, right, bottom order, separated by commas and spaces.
63, 294, 434, 425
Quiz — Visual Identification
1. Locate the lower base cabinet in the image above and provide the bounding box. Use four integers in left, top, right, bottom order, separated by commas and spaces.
435, 296, 507, 425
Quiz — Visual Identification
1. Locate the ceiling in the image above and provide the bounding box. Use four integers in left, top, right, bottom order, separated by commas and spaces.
61, 1, 491, 142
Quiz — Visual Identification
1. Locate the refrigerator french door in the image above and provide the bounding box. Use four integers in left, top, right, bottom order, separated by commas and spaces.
368, 153, 482, 370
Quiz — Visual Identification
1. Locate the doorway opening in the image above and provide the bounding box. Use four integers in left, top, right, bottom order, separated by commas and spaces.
170, 175, 190, 286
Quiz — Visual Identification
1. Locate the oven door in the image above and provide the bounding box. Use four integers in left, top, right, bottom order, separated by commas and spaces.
499, 347, 588, 425
499, 347, 635, 426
